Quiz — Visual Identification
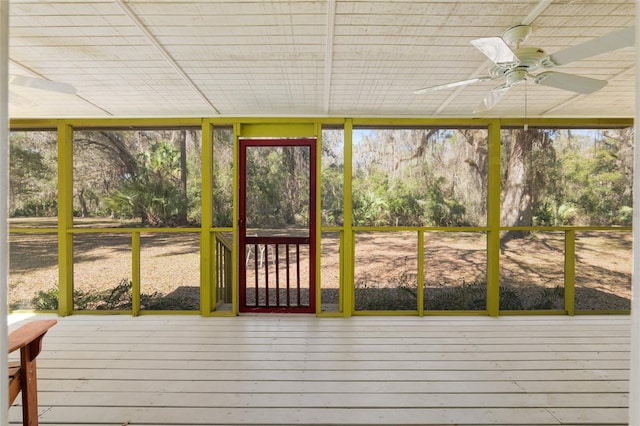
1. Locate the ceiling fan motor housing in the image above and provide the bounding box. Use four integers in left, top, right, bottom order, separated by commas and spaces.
505, 68, 528, 86
490, 47, 547, 80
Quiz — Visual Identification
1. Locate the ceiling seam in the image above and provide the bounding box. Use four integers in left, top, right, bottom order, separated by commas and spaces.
114, 0, 220, 115
433, 0, 553, 115
323, 0, 336, 115
434, 64, 486, 115
9, 59, 114, 116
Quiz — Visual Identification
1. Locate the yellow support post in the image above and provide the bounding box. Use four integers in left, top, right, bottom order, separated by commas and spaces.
231, 121, 241, 315
486, 120, 501, 317
131, 231, 141, 316
315, 121, 323, 315
200, 120, 213, 316
417, 230, 425, 316
57, 121, 74, 316
342, 119, 354, 317
564, 230, 576, 316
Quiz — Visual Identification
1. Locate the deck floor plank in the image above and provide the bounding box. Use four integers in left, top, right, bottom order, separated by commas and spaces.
8, 314, 631, 425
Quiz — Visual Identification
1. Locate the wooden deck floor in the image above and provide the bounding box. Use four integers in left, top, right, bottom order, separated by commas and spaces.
8, 314, 631, 425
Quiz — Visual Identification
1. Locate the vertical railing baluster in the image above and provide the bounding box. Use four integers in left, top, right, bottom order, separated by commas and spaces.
264, 244, 269, 307
296, 244, 301, 306
253, 243, 259, 307
286, 244, 291, 307
275, 244, 280, 306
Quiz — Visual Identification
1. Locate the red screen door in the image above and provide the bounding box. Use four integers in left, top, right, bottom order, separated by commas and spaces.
239, 138, 316, 313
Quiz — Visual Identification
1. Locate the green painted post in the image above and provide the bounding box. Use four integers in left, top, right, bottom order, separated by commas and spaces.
57, 121, 74, 316
342, 119, 354, 317
417, 230, 425, 316
200, 120, 213, 316
132, 231, 141, 316
564, 230, 576, 316
486, 120, 501, 317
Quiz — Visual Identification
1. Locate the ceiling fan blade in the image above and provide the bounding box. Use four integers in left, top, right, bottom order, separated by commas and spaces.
414, 76, 492, 94
545, 26, 634, 67
474, 85, 510, 113
9, 74, 77, 95
470, 37, 518, 65
534, 71, 607, 94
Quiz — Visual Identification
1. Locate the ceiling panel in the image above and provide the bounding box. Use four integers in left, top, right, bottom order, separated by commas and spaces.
6, 0, 636, 119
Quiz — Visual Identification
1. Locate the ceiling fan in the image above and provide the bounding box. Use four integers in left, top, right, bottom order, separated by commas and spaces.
414, 25, 635, 112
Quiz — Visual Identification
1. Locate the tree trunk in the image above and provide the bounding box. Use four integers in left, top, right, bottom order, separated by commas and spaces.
77, 188, 88, 218
501, 129, 537, 241
177, 130, 188, 224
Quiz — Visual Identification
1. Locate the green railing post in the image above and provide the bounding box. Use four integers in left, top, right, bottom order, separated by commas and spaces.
486, 120, 501, 317
564, 230, 576, 316
417, 230, 425, 316
132, 231, 141, 316
57, 121, 74, 316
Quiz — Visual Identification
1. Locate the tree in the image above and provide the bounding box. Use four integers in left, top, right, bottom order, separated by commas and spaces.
9, 136, 56, 216
9, 133, 56, 216
500, 128, 558, 239
106, 141, 187, 226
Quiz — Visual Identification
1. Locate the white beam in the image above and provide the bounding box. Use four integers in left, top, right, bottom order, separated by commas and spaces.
0, 0, 10, 425
114, 0, 220, 115
630, 13, 640, 426
323, 0, 336, 115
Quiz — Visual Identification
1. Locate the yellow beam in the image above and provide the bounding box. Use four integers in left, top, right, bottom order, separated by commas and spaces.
239, 122, 317, 138
57, 121, 74, 316
499, 118, 632, 128
10, 117, 632, 132
351, 117, 493, 127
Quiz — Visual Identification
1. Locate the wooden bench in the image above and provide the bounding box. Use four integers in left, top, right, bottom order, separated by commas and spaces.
8, 319, 57, 426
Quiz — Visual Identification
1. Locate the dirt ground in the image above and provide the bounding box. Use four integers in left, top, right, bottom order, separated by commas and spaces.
8, 218, 632, 311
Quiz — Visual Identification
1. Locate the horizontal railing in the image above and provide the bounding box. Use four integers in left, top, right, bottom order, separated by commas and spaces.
346, 225, 631, 316
8, 224, 632, 316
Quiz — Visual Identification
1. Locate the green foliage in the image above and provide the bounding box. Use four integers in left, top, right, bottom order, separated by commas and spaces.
427, 280, 488, 310
29, 279, 198, 311
9, 134, 57, 217
321, 163, 344, 225
12, 199, 57, 218
557, 203, 578, 225
9, 127, 634, 231
552, 131, 632, 225
352, 170, 467, 227
32, 288, 59, 310
533, 203, 554, 226
243, 146, 310, 228
426, 281, 564, 311
106, 141, 188, 227
618, 206, 633, 226
424, 177, 467, 226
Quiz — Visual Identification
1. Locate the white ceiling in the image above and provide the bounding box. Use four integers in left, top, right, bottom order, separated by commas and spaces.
7, 0, 636, 119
